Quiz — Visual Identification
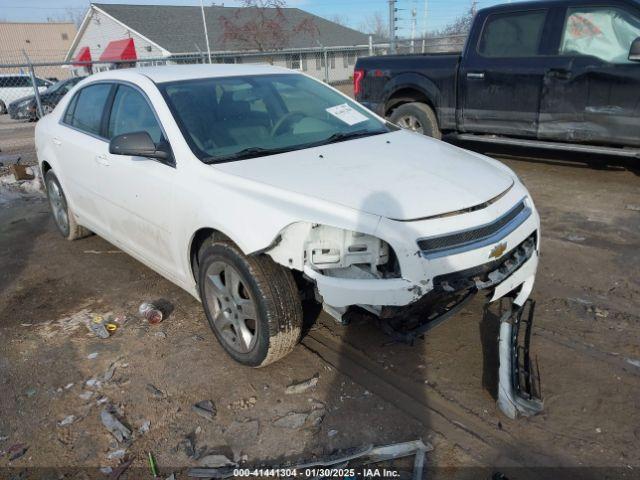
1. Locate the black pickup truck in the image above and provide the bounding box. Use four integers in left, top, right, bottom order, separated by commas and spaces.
355, 0, 640, 157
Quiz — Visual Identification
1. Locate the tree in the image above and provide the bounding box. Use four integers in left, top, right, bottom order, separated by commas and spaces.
433, 7, 474, 36
218, 0, 318, 52
359, 12, 387, 39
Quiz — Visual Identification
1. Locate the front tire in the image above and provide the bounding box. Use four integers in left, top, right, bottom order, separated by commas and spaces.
198, 238, 302, 367
0, 101, 7, 115
389, 102, 441, 139
45, 170, 91, 240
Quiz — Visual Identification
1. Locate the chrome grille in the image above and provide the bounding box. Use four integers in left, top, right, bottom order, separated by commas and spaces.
418, 201, 530, 257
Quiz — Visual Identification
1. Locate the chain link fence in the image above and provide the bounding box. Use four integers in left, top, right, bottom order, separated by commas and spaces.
0, 35, 465, 171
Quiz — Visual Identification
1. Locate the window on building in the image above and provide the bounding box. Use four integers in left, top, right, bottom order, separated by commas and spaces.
286, 54, 302, 70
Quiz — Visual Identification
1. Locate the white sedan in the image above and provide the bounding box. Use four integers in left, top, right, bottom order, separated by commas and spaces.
35, 65, 542, 418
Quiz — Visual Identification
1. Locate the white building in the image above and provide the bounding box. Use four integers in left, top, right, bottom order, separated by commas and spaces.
65, 3, 376, 83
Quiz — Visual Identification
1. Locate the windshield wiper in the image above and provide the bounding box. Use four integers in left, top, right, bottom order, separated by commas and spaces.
202, 146, 292, 164
319, 129, 386, 146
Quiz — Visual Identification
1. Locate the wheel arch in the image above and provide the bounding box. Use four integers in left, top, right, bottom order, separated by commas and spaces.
382, 74, 439, 117
188, 227, 242, 284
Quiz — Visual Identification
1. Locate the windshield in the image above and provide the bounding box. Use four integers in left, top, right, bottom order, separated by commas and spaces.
159, 74, 388, 163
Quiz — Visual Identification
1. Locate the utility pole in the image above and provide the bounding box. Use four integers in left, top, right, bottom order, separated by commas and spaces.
200, 0, 212, 63
410, 7, 417, 53
388, 0, 398, 54
421, 0, 428, 52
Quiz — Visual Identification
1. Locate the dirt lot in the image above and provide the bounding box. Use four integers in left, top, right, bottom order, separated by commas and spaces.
1, 115, 639, 478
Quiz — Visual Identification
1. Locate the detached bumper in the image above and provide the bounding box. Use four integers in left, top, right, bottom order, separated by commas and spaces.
303, 265, 418, 307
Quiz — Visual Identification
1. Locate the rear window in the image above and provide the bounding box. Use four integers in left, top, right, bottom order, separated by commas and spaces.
478, 10, 547, 57
64, 83, 112, 136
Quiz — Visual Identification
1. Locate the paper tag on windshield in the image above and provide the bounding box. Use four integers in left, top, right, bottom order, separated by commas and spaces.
326, 103, 368, 126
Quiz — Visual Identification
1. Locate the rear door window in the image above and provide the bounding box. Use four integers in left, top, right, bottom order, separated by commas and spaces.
479, 10, 548, 57
65, 83, 112, 136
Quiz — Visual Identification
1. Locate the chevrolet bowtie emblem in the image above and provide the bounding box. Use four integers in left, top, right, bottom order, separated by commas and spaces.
489, 242, 507, 259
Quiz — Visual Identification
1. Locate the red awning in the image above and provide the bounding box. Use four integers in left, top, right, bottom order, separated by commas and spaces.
99, 38, 137, 62
73, 46, 92, 66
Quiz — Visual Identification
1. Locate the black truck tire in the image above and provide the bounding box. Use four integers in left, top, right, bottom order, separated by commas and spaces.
390, 102, 441, 139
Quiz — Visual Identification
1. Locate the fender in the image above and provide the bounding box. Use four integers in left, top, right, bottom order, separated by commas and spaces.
381, 73, 441, 117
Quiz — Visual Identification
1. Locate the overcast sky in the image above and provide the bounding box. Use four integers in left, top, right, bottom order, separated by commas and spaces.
0, 0, 510, 36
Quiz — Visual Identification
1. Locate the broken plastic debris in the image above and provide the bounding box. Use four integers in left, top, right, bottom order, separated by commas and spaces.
273, 412, 308, 429
199, 454, 237, 468
58, 415, 76, 427
192, 400, 216, 421
139, 302, 163, 324
285, 373, 319, 394
139, 420, 151, 434
107, 449, 127, 460
100, 409, 132, 443
87, 352, 99, 359
6, 443, 28, 461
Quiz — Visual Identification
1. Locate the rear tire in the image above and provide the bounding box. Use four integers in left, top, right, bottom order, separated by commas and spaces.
0, 101, 7, 115
44, 170, 91, 241
198, 238, 302, 367
389, 102, 441, 139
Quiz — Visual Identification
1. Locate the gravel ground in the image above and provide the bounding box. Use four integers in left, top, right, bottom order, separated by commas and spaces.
1, 114, 639, 478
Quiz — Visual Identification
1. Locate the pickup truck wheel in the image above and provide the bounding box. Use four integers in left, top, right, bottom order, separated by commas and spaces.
44, 171, 91, 240
390, 102, 441, 139
198, 240, 302, 367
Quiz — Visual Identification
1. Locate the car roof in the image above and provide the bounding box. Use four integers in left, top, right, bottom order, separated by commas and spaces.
86, 64, 294, 85
480, 0, 638, 14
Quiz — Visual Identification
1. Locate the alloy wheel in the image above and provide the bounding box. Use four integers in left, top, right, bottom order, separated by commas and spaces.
203, 261, 258, 353
397, 115, 424, 134
47, 178, 69, 234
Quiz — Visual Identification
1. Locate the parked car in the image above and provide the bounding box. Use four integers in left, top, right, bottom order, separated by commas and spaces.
35, 65, 542, 418
0, 74, 53, 115
8, 77, 85, 121
355, 0, 640, 158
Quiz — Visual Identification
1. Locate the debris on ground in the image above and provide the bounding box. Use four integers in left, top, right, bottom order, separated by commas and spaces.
0, 170, 42, 205
79, 391, 94, 401
138, 420, 151, 434
100, 408, 132, 443
107, 449, 127, 460
87, 314, 118, 339
566, 233, 586, 242
4, 443, 28, 461
10, 164, 34, 181
0, 153, 21, 167
192, 400, 217, 421
111, 458, 133, 480
148, 452, 159, 477
87, 352, 99, 360
187, 440, 432, 479
199, 454, 237, 468
146, 383, 165, 399
58, 415, 76, 427
285, 373, 319, 395
227, 396, 256, 411
273, 412, 309, 429
25, 387, 37, 398
328, 429, 338, 437
625, 204, 640, 212
178, 432, 197, 458
139, 302, 163, 324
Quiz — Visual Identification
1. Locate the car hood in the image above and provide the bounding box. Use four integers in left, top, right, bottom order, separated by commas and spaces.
213, 130, 514, 221
9, 95, 34, 107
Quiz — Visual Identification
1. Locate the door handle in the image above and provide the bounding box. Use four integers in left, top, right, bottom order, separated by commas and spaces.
95, 154, 110, 167
467, 72, 485, 79
547, 68, 571, 80
52, 138, 62, 146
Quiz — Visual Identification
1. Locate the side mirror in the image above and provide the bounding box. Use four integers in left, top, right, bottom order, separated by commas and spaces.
629, 37, 640, 62
109, 131, 170, 161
